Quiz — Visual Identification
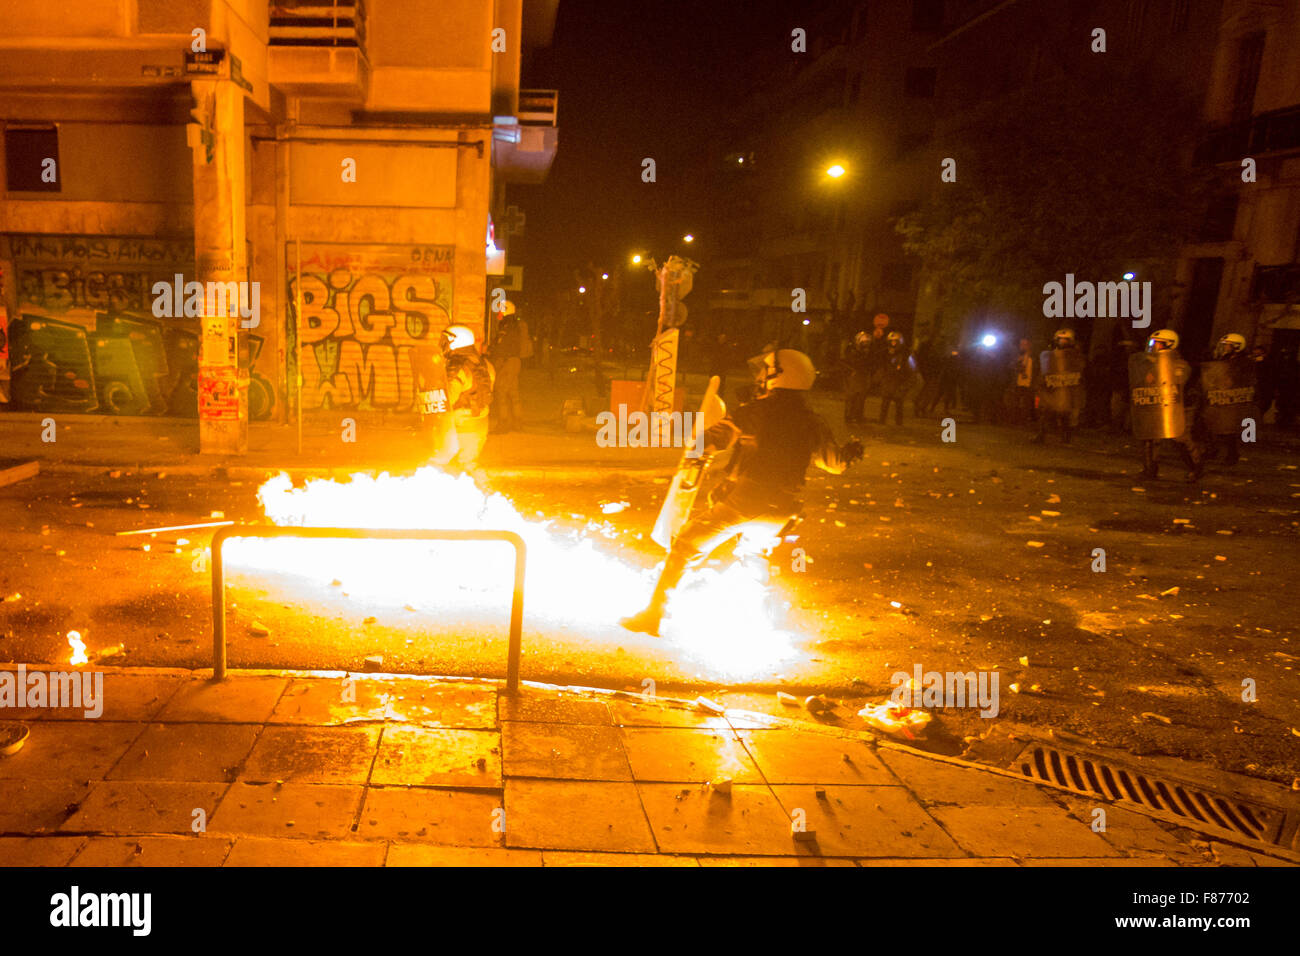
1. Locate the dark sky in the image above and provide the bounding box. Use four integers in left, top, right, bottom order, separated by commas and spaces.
512, 0, 836, 297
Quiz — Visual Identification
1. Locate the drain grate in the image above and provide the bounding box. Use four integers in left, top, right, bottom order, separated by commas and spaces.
1015, 744, 1289, 847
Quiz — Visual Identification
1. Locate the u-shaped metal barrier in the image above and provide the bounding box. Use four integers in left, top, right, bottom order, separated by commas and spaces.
210, 525, 527, 692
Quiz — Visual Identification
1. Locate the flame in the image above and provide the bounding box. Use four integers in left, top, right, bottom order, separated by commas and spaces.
224, 467, 799, 679
67, 630, 88, 666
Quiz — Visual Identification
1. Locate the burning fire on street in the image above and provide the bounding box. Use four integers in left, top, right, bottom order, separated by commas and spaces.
221, 468, 801, 680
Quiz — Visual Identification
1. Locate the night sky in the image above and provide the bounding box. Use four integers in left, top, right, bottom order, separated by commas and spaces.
514, 0, 836, 298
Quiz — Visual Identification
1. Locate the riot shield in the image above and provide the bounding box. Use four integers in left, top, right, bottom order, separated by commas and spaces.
412, 344, 459, 464
1039, 348, 1085, 422
1129, 351, 1189, 440
1199, 358, 1258, 436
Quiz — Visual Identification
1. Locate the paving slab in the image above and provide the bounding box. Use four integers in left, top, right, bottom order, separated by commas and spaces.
1055, 795, 1209, 865
622, 727, 763, 783
225, 837, 386, 867
0, 720, 143, 781
542, 851, 700, 866
636, 783, 795, 856
386, 844, 541, 866
157, 676, 288, 723
0, 836, 87, 866
698, 856, 857, 867
878, 748, 1061, 807
499, 689, 612, 725
738, 729, 894, 785
372, 725, 501, 788
62, 781, 227, 835
502, 721, 632, 781
929, 806, 1123, 859
768, 784, 967, 859
108, 722, 261, 782
209, 782, 364, 840
240, 725, 381, 785
0, 779, 91, 833
609, 700, 732, 729
357, 786, 503, 846
504, 779, 656, 853
1020, 857, 1180, 866
69, 835, 233, 867
856, 857, 1021, 866
379, 680, 498, 728
268, 677, 399, 725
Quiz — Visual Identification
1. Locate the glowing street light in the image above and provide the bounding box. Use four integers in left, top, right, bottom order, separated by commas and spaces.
631, 254, 642, 264
601, 272, 609, 280
682, 233, 695, 243
826, 163, 846, 179
1123, 272, 1136, 281
981, 333, 998, 348
578, 285, 587, 294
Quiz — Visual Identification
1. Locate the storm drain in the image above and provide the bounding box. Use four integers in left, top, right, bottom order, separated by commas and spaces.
1014, 744, 1291, 848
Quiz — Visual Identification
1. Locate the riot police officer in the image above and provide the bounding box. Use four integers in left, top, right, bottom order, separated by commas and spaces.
1199, 333, 1257, 466
1129, 329, 1203, 482
878, 332, 916, 426
1033, 328, 1084, 444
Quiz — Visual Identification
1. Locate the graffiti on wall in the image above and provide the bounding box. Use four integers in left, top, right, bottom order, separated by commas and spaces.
3, 234, 275, 418
289, 244, 454, 413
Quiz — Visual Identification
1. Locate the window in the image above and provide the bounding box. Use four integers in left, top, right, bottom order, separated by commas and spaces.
912, 0, 943, 33
904, 67, 937, 98
4, 125, 60, 192
1231, 32, 1265, 123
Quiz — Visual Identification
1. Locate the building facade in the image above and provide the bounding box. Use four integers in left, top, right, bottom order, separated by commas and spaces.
0, 0, 557, 451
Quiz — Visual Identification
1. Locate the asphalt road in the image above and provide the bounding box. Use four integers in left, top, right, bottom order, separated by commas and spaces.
2, 410, 1298, 787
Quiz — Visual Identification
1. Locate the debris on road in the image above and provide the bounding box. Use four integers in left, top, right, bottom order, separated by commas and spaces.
694, 695, 726, 714
0, 721, 31, 756
363, 655, 385, 672
857, 702, 931, 739
776, 691, 799, 706
248, 621, 271, 637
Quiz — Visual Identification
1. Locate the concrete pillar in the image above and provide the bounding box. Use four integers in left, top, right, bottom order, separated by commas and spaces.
191, 78, 249, 454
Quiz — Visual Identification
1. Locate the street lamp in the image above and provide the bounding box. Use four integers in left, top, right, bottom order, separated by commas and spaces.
682, 233, 695, 243
601, 272, 609, 280
631, 254, 642, 264
826, 163, 846, 179
578, 285, 587, 294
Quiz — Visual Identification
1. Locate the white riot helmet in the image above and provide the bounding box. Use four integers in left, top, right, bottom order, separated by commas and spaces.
854, 331, 870, 347
443, 324, 476, 351
887, 331, 904, 347
1215, 332, 1246, 358
761, 349, 817, 391
1147, 329, 1179, 353
1053, 328, 1076, 349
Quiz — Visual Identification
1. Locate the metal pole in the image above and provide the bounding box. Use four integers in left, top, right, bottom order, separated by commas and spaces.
295, 238, 303, 456
211, 527, 229, 681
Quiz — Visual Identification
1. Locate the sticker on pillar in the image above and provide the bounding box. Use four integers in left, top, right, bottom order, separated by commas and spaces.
198, 365, 240, 421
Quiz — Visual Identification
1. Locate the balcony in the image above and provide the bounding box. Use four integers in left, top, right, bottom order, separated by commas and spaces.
268, 0, 369, 97
1196, 104, 1300, 165
493, 89, 558, 184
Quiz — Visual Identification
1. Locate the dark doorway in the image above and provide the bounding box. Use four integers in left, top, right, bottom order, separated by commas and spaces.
1183, 257, 1224, 361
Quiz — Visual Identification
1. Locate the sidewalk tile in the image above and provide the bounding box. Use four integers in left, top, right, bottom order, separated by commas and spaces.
269, 677, 398, 725
157, 676, 288, 723
738, 729, 893, 785
70, 835, 232, 866
384, 680, 498, 728
225, 837, 386, 867
768, 784, 966, 858
1020, 857, 1180, 866
504, 779, 656, 853
929, 806, 1122, 858
878, 749, 1059, 806
108, 723, 260, 782
622, 727, 762, 783
358, 787, 502, 846
387, 844, 541, 866
610, 700, 731, 729
0, 721, 143, 781
543, 851, 699, 866
856, 858, 1020, 866
372, 726, 500, 788
503, 722, 631, 781
209, 782, 364, 840
0, 780, 91, 832
0, 836, 86, 866
62, 781, 227, 834
637, 783, 794, 856
1056, 796, 1209, 864
241, 726, 381, 785
699, 856, 856, 867
499, 690, 612, 725
39, 672, 184, 722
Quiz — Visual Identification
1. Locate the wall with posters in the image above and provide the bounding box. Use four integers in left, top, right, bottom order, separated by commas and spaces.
1, 234, 276, 418
288, 243, 454, 414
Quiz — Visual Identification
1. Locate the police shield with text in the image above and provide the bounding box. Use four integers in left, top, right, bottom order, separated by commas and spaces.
1199, 332, 1256, 466
1033, 328, 1084, 444
1128, 329, 1203, 482
621, 349, 864, 637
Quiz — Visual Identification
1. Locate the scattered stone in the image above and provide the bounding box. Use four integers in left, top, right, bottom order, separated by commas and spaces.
248, 621, 271, 637
363, 655, 384, 672
694, 696, 726, 714
776, 691, 799, 706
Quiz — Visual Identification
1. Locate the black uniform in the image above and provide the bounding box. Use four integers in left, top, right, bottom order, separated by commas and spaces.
623, 388, 859, 635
